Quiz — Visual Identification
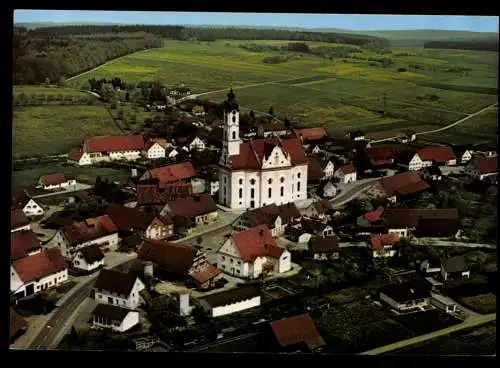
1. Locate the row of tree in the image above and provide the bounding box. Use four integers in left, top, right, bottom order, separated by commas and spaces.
424, 39, 498, 52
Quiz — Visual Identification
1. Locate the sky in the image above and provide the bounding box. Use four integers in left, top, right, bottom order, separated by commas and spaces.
14, 10, 499, 32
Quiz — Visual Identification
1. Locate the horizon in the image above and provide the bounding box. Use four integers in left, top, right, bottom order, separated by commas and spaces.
14, 11, 500, 33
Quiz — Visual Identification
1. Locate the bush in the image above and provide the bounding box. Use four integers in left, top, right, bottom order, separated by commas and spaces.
397, 68, 407, 72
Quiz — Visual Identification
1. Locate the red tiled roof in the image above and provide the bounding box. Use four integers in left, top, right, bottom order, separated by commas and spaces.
261, 122, 286, 132
471, 156, 497, 174
11, 209, 29, 230
336, 164, 356, 175
11, 230, 41, 261
363, 207, 385, 222
370, 233, 400, 251
417, 146, 456, 163
395, 181, 430, 196
10, 308, 28, 339
190, 264, 221, 284
105, 204, 154, 231
165, 194, 217, 218
62, 215, 118, 247
229, 138, 307, 170
147, 162, 198, 185
68, 147, 84, 161
138, 240, 197, 275
370, 158, 394, 167
380, 171, 427, 196
85, 135, 145, 153
231, 225, 284, 262
40, 173, 68, 186
271, 313, 325, 349
384, 208, 459, 229
366, 147, 394, 160
294, 128, 328, 141
12, 248, 67, 283
136, 184, 166, 205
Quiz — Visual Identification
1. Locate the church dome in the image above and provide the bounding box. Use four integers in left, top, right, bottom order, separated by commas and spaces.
224, 88, 239, 111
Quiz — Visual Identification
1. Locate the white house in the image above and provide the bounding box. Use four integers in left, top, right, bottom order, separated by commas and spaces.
430, 293, 457, 313
72, 245, 105, 272
207, 180, 220, 195
258, 122, 289, 138
379, 281, 431, 313
322, 160, 335, 179
10, 248, 68, 299
166, 147, 179, 159
37, 173, 77, 190
407, 153, 426, 171
11, 209, 31, 233
333, 164, 357, 184
145, 140, 167, 159
370, 234, 399, 258
185, 136, 206, 152
90, 304, 140, 332
199, 286, 261, 318
68, 147, 92, 166
319, 180, 337, 199
93, 269, 145, 310
217, 89, 308, 210
145, 216, 174, 240
44, 215, 119, 260
441, 256, 470, 281
217, 225, 291, 279
20, 198, 45, 218
417, 147, 457, 167
72, 135, 145, 166
463, 155, 497, 181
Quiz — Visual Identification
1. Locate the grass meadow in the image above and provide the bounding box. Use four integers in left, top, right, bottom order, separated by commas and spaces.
13, 85, 88, 97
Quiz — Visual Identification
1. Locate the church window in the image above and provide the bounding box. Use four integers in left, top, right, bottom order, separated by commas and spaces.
250, 179, 256, 185
268, 188, 272, 198
239, 179, 243, 185
297, 182, 301, 191
239, 188, 242, 198
251, 188, 255, 198
268, 178, 272, 184
232, 131, 236, 139
297, 173, 301, 179
224, 130, 227, 140
280, 187, 284, 196
280, 177, 285, 183
232, 115, 236, 123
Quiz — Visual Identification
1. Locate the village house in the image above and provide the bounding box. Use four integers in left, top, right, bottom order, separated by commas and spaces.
92, 269, 145, 310
309, 236, 340, 261
349, 130, 365, 141
45, 215, 119, 260
10, 308, 28, 344
463, 155, 497, 181
105, 204, 157, 236
379, 281, 431, 313
72, 244, 105, 273
383, 208, 460, 238
145, 215, 174, 240
199, 285, 261, 317
420, 259, 442, 274
421, 166, 443, 181
307, 156, 326, 183
144, 139, 169, 159
192, 104, 206, 116
370, 233, 399, 258
232, 202, 301, 237
379, 171, 430, 203
430, 293, 457, 313
257, 122, 289, 138
357, 207, 385, 228
402, 146, 457, 171
166, 147, 179, 159
218, 89, 308, 210
11, 209, 31, 233
133, 240, 221, 290
452, 145, 475, 164
160, 194, 218, 236
333, 164, 357, 184
67, 147, 92, 166
17, 197, 45, 219
364, 147, 394, 170
441, 256, 470, 281
317, 180, 337, 199
11, 230, 42, 262
293, 127, 328, 145
285, 224, 313, 244
90, 304, 140, 333
140, 161, 198, 189
37, 173, 77, 191
136, 182, 193, 208
70, 135, 145, 166
179, 136, 206, 152
269, 313, 326, 353
310, 145, 323, 155
301, 217, 335, 238
10, 248, 68, 299
217, 225, 291, 279
301, 199, 333, 220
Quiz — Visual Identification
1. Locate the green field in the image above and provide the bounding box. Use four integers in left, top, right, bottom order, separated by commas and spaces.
12, 162, 127, 189
13, 85, 88, 97
13, 105, 122, 158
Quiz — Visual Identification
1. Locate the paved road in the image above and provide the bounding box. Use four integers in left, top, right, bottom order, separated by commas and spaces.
369, 102, 498, 144
359, 313, 496, 355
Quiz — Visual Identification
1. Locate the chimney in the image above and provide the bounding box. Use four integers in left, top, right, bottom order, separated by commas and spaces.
179, 292, 191, 316
131, 168, 138, 178
144, 261, 154, 278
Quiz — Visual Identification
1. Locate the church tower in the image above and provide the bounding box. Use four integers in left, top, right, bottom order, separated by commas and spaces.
221, 88, 241, 163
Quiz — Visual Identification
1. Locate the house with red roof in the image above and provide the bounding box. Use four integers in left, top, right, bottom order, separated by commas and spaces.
333, 164, 357, 184
379, 171, 430, 203
178, 135, 206, 152
140, 161, 198, 189
370, 233, 400, 258
269, 313, 325, 353
37, 173, 77, 190
293, 127, 328, 143
10, 248, 68, 299
258, 121, 289, 138
217, 225, 291, 279
71, 135, 145, 166
463, 155, 497, 181
11, 230, 42, 262
217, 89, 309, 210
145, 139, 168, 159
403, 146, 457, 171
12, 192, 45, 219
11, 209, 31, 233
44, 215, 119, 260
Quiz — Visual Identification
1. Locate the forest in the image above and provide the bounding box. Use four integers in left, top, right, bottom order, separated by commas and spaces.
424, 39, 498, 52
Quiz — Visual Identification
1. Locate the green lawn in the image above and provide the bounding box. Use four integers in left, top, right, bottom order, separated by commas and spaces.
457, 293, 497, 315
13, 105, 122, 158
13, 85, 88, 97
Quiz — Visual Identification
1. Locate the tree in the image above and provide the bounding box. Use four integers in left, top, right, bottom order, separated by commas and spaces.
284, 117, 291, 129
100, 83, 116, 103
249, 110, 256, 120
268, 106, 274, 116
116, 108, 124, 120
58, 76, 66, 87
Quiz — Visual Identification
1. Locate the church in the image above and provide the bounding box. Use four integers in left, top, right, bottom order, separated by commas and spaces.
217, 89, 309, 210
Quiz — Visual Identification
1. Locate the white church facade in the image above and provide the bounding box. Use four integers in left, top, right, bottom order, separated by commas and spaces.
217, 89, 308, 210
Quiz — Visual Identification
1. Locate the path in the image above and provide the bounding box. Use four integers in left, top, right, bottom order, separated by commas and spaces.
358, 313, 496, 355
369, 102, 498, 144
330, 178, 379, 207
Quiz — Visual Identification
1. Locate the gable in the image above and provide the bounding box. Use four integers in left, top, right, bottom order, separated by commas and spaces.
219, 238, 242, 258
24, 199, 42, 210
148, 143, 164, 152
325, 162, 334, 171
261, 146, 291, 169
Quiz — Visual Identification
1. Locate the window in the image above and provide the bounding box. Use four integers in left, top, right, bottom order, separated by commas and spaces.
236, 269, 240, 274
75, 260, 80, 266
239, 179, 243, 185
230, 259, 233, 263
232, 131, 236, 139
250, 178, 256, 185
239, 188, 243, 198
250, 188, 255, 198
222, 256, 225, 260
224, 177, 227, 184
222, 264, 226, 269
280, 177, 285, 183
232, 115, 236, 123
280, 187, 284, 196
268, 188, 272, 198
108, 297, 113, 304
268, 178, 272, 184
237, 261, 241, 265
297, 182, 301, 191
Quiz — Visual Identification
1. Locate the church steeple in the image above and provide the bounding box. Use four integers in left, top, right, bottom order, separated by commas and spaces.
224, 87, 239, 112
220, 86, 241, 162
